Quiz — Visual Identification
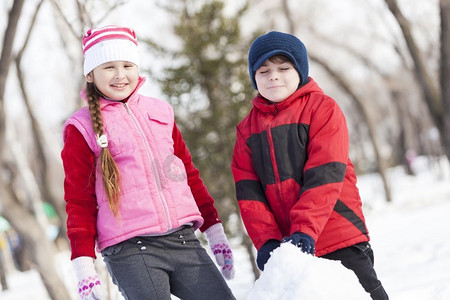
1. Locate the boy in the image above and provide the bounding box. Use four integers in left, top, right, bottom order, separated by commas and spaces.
231, 31, 388, 300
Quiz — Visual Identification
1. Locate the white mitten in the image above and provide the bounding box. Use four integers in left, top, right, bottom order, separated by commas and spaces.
72, 256, 104, 300
204, 223, 235, 280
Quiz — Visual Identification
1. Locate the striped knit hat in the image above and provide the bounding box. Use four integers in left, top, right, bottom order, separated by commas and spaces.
248, 31, 309, 89
82, 25, 140, 75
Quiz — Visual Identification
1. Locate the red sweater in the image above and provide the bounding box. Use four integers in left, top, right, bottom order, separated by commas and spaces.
62, 123, 220, 259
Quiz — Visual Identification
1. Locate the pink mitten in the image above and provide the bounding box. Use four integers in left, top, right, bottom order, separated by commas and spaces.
72, 256, 104, 300
204, 223, 235, 280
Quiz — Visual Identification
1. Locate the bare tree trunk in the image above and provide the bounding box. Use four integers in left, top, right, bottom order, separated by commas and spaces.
0, 243, 7, 290
14, 0, 68, 243
0, 0, 24, 150
0, 0, 25, 292
385, 0, 446, 156
1, 176, 71, 300
391, 91, 415, 175
0, 1, 71, 299
239, 220, 260, 280
440, 0, 450, 160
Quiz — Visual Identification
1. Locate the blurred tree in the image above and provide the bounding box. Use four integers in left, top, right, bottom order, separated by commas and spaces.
0, 0, 22, 292
145, 0, 261, 279
385, 0, 450, 162
0, 2, 73, 299
15, 0, 68, 244
439, 0, 450, 161
280, 0, 395, 201
0, 2, 72, 299
0, 232, 7, 290
256, 0, 447, 202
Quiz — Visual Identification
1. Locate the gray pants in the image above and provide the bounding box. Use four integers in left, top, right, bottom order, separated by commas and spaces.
101, 226, 235, 300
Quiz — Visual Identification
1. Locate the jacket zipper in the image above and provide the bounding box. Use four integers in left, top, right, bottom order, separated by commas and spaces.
123, 102, 172, 230
268, 104, 290, 226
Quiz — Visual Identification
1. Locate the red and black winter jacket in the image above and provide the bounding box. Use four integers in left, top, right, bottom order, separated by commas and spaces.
231, 78, 369, 256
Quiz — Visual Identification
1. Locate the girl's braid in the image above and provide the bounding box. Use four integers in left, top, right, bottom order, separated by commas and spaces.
86, 82, 121, 216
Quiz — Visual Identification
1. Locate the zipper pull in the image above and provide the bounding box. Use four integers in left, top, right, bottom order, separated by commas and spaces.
273, 105, 278, 115
123, 102, 132, 114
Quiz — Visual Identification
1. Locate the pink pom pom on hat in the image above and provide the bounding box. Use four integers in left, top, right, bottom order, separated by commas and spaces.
82, 25, 140, 76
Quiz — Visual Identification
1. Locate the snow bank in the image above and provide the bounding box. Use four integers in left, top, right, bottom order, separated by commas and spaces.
247, 243, 369, 300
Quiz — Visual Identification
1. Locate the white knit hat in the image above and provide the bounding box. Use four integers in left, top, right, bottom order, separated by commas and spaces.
82, 25, 140, 76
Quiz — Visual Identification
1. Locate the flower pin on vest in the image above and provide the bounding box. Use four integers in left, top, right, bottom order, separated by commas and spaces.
96, 134, 108, 148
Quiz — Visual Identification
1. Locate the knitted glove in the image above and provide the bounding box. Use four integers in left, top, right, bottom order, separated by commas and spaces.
72, 256, 104, 300
256, 239, 281, 271
204, 223, 235, 280
282, 232, 315, 254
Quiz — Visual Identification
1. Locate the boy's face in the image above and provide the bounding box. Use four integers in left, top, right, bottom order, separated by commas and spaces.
254, 59, 300, 103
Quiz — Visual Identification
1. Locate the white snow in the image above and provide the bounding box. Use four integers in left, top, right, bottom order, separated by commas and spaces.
247, 244, 368, 300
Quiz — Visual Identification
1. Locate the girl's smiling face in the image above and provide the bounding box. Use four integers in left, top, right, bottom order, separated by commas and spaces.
254, 57, 300, 103
86, 61, 139, 100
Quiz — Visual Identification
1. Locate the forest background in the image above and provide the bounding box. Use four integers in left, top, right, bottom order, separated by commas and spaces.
0, 0, 449, 299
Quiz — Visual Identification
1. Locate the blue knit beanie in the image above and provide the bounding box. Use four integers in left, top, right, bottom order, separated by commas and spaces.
248, 31, 309, 90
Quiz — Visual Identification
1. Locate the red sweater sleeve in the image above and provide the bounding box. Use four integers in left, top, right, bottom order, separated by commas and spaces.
172, 122, 221, 232
61, 125, 98, 260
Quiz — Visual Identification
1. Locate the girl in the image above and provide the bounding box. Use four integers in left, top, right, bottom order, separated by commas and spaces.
62, 25, 235, 300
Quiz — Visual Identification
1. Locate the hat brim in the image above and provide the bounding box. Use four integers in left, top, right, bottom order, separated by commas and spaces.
251, 49, 298, 73
83, 39, 140, 75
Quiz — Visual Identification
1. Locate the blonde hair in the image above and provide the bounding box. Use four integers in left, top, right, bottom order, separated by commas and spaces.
86, 82, 121, 216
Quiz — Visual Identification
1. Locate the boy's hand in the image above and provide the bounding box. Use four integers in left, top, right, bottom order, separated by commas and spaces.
282, 232, 315, 254
256, 239, 281, 271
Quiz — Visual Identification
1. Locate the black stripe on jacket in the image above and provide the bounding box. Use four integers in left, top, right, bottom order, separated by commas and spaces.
333, 200, 369, 237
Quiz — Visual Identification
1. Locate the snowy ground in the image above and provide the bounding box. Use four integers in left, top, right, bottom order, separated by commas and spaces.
1, 156, 450, 300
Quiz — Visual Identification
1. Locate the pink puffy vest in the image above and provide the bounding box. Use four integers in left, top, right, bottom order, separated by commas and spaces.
63, 83, 203, 251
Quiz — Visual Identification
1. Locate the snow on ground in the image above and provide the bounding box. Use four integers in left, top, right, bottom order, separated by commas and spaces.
247, 243, 368, 299
1, 156, 450, 300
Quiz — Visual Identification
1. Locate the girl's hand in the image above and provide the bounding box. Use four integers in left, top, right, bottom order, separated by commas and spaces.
72, 256, 104, 300
204, 223, 235, 280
